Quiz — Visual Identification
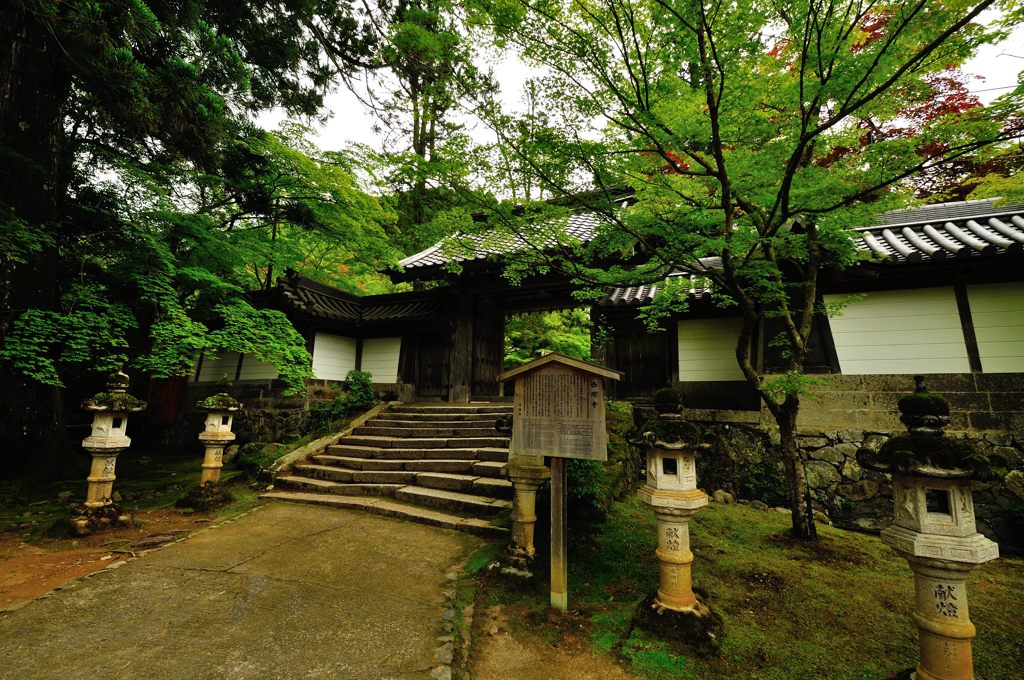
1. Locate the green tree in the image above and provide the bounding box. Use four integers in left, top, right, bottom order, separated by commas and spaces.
504, 308, 592, 367
0, 0, 375, 474
468, 0, 1023, 538
216, 123, 401, 293
353, 0, 500, 254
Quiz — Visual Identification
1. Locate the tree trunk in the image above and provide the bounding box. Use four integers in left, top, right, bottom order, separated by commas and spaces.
0, 6, 73, 478
775, 395, 818, 540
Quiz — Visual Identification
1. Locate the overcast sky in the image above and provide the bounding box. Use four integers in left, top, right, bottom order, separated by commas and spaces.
257, 18, 1024, 153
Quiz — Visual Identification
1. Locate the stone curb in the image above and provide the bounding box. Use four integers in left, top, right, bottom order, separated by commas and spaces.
270, 401, 395, 476
430, 563, 477, 680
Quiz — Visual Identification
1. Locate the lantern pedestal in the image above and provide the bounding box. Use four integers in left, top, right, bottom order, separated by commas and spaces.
199, 437, 230, 485
83, 446, 124, 509
508, 455, 550, 566
905, 557, 982, 680
639, 488, 707, 612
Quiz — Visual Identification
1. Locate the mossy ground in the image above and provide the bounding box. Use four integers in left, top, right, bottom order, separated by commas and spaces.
0, 455, 259, 541
478, 496, 1023, 679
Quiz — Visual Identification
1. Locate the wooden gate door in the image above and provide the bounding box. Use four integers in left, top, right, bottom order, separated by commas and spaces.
413, 331, 451, 399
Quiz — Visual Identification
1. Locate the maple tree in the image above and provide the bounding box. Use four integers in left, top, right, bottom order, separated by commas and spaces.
467, 0, 1024, 538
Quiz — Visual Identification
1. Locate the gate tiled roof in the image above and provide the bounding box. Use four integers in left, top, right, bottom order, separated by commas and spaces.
397, 212, 605, 271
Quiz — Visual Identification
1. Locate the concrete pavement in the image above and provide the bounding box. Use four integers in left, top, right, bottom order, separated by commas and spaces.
0, 502, 480, 679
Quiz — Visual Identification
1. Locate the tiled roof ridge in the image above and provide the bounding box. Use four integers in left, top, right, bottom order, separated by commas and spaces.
859, 200, 1024, 231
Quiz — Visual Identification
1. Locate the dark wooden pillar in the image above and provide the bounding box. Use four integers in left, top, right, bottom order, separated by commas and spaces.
449, 293, 475, 402
471, 297, 505, 398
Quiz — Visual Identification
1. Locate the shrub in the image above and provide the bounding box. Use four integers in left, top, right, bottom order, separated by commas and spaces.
653, 386, 681, 414
307, 370, 378, 431
343, 370, 377, 412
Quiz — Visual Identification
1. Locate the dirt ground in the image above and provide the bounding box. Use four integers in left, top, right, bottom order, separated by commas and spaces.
0, 507, 221, 611
471, 604, 641, 680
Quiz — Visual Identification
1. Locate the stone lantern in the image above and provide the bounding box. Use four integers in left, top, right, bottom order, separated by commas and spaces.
637, 416, 710, 615
858, 377, 999, 680
75, 369, 146, 533
176, 388, 242, 511
196, 389, 242, 485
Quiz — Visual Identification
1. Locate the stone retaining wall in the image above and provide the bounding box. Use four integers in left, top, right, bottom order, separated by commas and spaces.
635, 406, 1024, 551
679, 373, 1024, 437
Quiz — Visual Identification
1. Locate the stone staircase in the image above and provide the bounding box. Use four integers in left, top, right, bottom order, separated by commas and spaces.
262, 403, 514, 537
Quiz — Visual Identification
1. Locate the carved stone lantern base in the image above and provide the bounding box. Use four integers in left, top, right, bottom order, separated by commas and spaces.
67, 503, 133, 536
638, 487, 708, 613
176, 482, 235, 512
635, 593, 724, 656
507, 456, 551, 571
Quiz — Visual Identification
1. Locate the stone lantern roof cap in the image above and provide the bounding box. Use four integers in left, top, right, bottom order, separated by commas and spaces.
81, 370, 146, 412
857, 377, 996, 480
632, 414, 708, 449
897, 375, 951, 434
196, 392, 243, 412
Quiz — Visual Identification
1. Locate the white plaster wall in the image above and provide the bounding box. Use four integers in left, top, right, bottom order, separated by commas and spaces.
825, 287, 970, 374
361, 337, 402, 383
677, 318, 745, 381
237, 354, 279, 380
312, 333, 357, 381
196, 351, 240, 382
967, 282, 1024, 373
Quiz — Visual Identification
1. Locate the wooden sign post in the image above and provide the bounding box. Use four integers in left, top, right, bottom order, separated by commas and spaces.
497, 353, 622, 613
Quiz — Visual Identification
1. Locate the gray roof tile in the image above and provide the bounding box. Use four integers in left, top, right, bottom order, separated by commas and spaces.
398, 212, 604, 270
601, 200, 1024, 306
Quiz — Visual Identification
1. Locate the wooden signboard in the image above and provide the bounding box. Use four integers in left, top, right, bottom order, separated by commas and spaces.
498, 353, 622, 612
498, 353, 622, 462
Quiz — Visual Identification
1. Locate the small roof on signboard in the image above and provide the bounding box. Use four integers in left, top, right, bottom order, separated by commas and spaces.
496, 352, 623, 383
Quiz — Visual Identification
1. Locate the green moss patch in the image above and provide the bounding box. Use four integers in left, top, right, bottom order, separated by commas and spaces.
81, 391, 146, 411
475, 496, 1024, 679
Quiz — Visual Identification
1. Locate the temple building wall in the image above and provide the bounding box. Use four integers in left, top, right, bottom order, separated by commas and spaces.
824, 287, 970, 375
676, 318, 745, 382
361, 337, 402, 383
969, 281, 1024, 373
310, 332, 357, 381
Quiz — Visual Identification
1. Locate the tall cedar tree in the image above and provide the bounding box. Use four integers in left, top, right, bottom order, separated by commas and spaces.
354, 0, 497, 254
465, 0, 1024, 538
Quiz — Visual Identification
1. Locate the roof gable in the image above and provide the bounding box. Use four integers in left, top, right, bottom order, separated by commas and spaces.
496, 352, 623, 382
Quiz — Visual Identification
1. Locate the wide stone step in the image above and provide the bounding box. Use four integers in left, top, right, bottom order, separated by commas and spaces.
312, 455, 476, 474
275, 475, 403, 497
370, 417, 501, 426
340, 436, 510, 450
261, 491, 509, 538
394, 486, 512, 515
326, 445, 500, 461
415, 473, 511, 498
472, 460, 508, 478
352, 426, 500, 438
390, 405, 512, 415
293, 465, 418, 485
415, 472, 474, 493
476, 448, 510, 463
